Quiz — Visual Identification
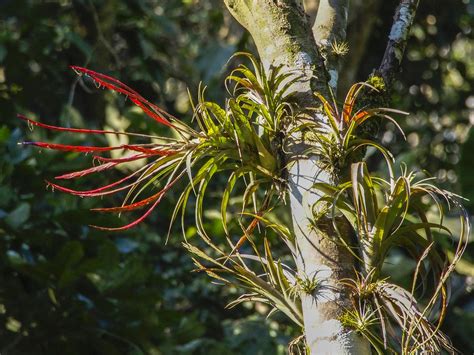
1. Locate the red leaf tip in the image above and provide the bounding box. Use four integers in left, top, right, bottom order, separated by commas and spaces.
70, 65, 87, 76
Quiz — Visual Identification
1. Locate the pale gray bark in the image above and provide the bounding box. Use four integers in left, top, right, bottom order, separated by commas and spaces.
224, 1, 370, 353
222, 0, 422, 353
304, 0, 320, 26
225, 0, 329, 102
288, 156, 371, 354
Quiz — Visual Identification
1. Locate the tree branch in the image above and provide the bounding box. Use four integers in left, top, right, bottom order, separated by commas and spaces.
223, 2, 371, 353
224, 0, 330, 103
303, 0, 320, 27
312, 0, 349, 91
379, 0, 420, 86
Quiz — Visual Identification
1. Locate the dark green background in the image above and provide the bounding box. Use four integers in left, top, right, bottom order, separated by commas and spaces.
0, 1, 473, 354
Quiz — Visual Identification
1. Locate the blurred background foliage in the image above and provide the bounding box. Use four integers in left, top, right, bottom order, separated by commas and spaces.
0, 0, 473, 353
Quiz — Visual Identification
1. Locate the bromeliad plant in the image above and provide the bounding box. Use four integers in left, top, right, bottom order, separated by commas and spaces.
20, 53, 469, 354
20, 54, 291, 233
19, 53, 306, 338
306, 82, 406, 180
311, 92, 470, 353
314, 162, 468, 353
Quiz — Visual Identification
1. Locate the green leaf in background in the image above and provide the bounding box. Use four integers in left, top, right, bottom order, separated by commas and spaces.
0, 0, 472, 354
5, 202, 30, 229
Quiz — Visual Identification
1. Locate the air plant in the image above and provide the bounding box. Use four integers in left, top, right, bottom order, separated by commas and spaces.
19, 54, 294, 234
303, 82, 407, 179
19, 54, 305, 344
18, 66, 202, 231
330, 40, 350, 57
20, 54, 469, 354
311, 88, 469, 353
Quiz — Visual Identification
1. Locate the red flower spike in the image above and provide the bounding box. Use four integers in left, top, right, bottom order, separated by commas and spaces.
92, 153, 152, 164
47, 178, 129, 197
70, 66, 175, 128
129, 97, 170, 126
46, 171, 139, 197
70, 66, 143, 98
47, 171, 144, 197
17, 114, 160, 140
122, 145, 178, 155
54, 162, 118, 180
49, 162, 160, 196
88, 174, 182, 230
21, 141, 174, 158
91, 173, 180, 212
21, 141, 128, 153
18, 67, 190, 231
88, 196, 163, 231
17, 114, 123, 135
91, 150, 175, 164
91, 189, 165, 213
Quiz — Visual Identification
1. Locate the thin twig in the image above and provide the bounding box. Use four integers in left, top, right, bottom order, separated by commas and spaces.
379, 0, 420, 86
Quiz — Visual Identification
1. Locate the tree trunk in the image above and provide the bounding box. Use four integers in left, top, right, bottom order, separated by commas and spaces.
224, 1, 370, 353
288, 158, 370, 354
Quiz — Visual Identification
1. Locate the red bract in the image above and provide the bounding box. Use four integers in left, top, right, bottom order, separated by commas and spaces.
19, 66, 193, 231
21, 141, 134, 153
70, 66, 175, 127
54, 162, 119, 180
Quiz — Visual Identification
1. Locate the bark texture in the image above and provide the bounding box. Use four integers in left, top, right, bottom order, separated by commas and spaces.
311, 0, 349, 92
379, 0, 420, 85
224, 1, 370, 353
223, 0, 421, 353
288, 157, 370, 354
225, 0, 329, 102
